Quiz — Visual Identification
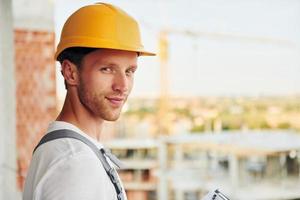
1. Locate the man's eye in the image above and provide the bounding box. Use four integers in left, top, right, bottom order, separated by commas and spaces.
100, 67, 113, 73
126, 68, 136, 76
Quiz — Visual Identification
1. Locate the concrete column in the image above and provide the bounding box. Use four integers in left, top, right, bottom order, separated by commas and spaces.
0, 0, 18, 199
174, 144, 184, 200
175, 189, 184, 200
229, 154, 238, 198
158, 139, 168, 200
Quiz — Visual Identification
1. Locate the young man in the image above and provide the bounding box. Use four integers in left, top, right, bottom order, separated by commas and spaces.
23, 3, 154, 200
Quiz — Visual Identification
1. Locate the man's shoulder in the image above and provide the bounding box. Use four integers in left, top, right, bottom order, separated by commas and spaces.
34, 136, 97, 163
25, 141, 114, 200
23, 136, 110, 200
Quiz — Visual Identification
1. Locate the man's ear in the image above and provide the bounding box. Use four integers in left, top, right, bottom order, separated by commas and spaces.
61, 60, 80, 87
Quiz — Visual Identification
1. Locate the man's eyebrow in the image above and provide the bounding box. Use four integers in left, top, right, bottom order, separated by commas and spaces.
128, 65, 138, 69
92, 61, 138, 69
91, 60, 117, 67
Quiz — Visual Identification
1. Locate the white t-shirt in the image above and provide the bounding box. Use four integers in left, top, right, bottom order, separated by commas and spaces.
23, 121, 127, 200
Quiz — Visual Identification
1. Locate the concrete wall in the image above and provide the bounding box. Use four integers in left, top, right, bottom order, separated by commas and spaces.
0, 0, 17, 199
13, 0, 54, 31
0, 0, 56, 198
12, 0, 57, 190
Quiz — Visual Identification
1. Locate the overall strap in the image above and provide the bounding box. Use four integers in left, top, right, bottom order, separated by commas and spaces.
33, 129, 125, 200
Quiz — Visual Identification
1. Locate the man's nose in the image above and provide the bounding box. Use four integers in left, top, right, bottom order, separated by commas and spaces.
112, 72, 129, 93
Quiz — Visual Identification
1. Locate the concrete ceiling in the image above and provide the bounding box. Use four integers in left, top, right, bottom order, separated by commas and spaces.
12, 0, 54, 31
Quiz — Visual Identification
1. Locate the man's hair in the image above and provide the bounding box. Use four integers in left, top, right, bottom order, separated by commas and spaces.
57, 47, 98, 68
57, 47, 98, 89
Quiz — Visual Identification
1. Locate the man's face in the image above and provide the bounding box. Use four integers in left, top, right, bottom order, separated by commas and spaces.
77, 49, 137, 121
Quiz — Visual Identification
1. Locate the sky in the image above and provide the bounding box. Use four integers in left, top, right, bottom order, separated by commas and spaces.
54, 0, 300, 98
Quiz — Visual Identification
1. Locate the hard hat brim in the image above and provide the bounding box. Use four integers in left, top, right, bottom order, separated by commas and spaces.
55, 40, 156, 60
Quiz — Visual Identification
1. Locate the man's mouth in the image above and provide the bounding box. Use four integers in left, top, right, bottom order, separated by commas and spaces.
105, 96, 125, 107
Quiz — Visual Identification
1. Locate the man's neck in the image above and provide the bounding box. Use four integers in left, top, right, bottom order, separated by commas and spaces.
56, 92, 104, 141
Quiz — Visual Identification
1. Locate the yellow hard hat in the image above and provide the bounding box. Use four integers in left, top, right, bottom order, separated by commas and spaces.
55, 3, 155, 60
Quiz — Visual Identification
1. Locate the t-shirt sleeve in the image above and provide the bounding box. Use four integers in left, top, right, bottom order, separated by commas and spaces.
34, 153, 116, 200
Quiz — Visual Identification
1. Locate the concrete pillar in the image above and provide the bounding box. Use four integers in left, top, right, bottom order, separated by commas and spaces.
229, 154, 238, 198
158, 139, 168, 200
175, 189, 184, 200
0, 0, 18, 199
174, 144, 184, 200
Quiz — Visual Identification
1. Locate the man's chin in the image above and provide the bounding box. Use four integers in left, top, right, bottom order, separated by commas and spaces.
103, 113, 121, 121
105, 118, 119, 122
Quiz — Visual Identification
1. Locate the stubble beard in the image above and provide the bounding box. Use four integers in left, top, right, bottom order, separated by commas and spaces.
77, 80, 125, 121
